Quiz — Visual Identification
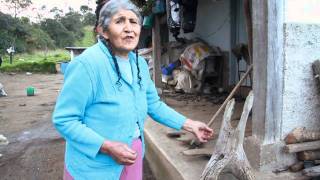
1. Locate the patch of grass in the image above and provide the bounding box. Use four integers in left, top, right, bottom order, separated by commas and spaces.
75, 26, 96, 47
0, 61, 57, 73
0, 49, 70, 73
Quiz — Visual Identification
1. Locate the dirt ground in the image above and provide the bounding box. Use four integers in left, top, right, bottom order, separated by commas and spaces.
0, 73, 155, 180
0, 73, 249, 180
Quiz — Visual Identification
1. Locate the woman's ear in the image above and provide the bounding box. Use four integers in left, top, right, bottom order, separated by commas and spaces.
96, 25, 108, 39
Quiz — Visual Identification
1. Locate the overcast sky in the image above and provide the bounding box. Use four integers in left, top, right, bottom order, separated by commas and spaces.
0, 0, 96, 21
0, 0, 319, 23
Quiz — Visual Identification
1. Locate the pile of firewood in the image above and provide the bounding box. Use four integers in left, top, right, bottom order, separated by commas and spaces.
284, 127, 320, 177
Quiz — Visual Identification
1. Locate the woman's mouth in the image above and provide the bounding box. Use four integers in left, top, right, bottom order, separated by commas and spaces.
124, 35, 134, 40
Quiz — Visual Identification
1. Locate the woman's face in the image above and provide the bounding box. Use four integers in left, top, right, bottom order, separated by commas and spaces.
103, 9, 141, 56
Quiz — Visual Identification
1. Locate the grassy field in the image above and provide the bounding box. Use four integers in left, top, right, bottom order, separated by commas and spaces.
0, 26, 95, 73
0, 49, 70, 73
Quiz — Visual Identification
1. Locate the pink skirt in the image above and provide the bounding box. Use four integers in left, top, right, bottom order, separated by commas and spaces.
63, 138, 143, 180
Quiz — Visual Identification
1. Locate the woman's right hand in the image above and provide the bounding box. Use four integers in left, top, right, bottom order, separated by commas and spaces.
100, 140, 137, 165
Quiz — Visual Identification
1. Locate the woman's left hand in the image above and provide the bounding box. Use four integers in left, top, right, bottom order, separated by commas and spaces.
182, 119, 214, 143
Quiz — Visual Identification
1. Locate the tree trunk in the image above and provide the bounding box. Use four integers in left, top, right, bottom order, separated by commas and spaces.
200, 91, 255, 180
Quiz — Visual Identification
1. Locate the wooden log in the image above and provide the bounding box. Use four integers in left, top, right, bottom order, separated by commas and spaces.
284, 140, 320, 153
285, 127, 320, 144
302, 165, 320, 177
298, 151, 320, 161
289, 161, 304, 172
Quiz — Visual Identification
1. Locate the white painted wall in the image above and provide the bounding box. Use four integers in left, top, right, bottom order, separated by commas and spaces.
281, 0, 320, 138
281, 23, 320, 138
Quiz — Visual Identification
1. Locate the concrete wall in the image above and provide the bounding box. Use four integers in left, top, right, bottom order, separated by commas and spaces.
281, 23, 320, 137
281, 0, 320, 138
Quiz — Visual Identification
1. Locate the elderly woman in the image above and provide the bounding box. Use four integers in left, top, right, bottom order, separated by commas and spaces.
52, 0, 213, 179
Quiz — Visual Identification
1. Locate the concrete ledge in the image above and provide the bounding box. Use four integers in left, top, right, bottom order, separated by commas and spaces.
144, 117, 213, 180
144, 118, 309, 180
144, 126, 184, 180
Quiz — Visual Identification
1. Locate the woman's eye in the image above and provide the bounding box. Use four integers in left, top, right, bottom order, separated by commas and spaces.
130, 20, 138, 24
115, 18, 125, 24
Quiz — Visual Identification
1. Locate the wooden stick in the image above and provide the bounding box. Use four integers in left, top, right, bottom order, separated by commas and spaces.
298, 151, 320, 161
284, 140, 320, 153
207, 64, 253, 127
302, 165, 320, 177
285, 127, 320, 144
183, 148, 213, 157
187, 66, 253, 147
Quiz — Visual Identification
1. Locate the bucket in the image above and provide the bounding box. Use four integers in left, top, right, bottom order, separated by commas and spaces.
26, 86, 35, 96
60, 62, 69, 74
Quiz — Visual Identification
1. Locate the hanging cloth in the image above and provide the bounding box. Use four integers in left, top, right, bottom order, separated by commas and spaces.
167, 0, 181, 37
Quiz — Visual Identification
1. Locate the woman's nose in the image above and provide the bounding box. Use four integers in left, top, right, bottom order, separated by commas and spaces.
123, 21, 133, 32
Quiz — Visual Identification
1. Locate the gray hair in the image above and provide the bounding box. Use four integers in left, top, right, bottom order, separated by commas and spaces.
98, 0, 142, 32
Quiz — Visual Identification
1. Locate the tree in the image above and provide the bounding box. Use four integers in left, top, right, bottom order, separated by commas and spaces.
40, 18, 76, 48
49, 7, 63, 20
80, 5, 91, 14
1, 0, 32, 18
82, 12, 96, 26
60, 11, 84, 39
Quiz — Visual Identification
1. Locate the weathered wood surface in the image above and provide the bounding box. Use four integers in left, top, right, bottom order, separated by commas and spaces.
289, 161, 304, 172
302, 165, 320, 177
183, 148, 213, 157
285, 127, 320, 144
298, 151, 320, 161
200, 91, 255, 180
152, 15, 162, 87
284, 140, 320, 153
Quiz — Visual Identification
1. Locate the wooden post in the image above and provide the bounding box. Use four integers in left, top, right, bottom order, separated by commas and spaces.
152, 15, 162, 87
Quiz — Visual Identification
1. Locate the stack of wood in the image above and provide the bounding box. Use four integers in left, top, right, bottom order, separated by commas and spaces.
284, 127, 320, 177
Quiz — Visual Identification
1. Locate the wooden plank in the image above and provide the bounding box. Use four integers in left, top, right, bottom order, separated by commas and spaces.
152, 15, 162, 87
298, 151, 320, 161
302, 165, 320, 177
284, 140, 320, 153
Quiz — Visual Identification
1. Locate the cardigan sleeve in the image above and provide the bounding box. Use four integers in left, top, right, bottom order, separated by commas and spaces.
52, 59, 105, 158
144, 62, 187, 130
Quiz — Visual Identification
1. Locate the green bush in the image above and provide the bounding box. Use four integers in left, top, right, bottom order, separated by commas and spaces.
0, 61, 57, 73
